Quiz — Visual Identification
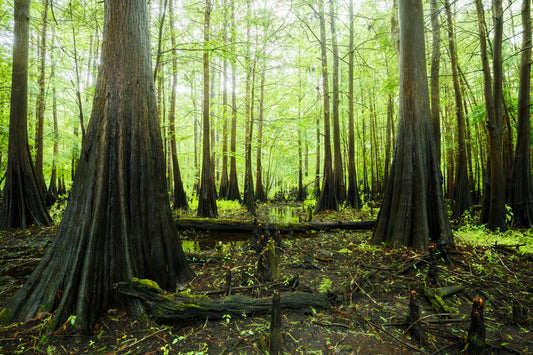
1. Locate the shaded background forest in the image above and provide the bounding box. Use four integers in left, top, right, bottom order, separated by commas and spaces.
0, 0, 528, 210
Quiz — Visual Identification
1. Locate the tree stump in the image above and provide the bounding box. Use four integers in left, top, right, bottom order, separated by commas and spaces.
467, 297, 486, 354
270, 292, 282, 355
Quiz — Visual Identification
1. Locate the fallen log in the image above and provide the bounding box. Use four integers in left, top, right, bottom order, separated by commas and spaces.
115, 278, 330, 322
175, 218, 376, 233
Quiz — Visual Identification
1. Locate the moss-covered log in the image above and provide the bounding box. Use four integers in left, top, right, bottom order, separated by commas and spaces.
115, 278, 329, 322
175, 218, 375, 233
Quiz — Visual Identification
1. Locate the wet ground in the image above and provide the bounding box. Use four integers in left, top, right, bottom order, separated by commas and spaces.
0, 203, 532, 354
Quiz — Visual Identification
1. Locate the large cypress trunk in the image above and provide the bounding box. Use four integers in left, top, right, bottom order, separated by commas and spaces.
509, 0, 533, 227
2, 0, 193, 331
372, 0, 453, 250
0, 0, 52, 230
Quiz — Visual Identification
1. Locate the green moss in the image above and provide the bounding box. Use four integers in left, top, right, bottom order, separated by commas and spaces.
177, 291, 209, 300
131, 278, 162, 293
424, 287, 451, 314
0, 307, 12, 325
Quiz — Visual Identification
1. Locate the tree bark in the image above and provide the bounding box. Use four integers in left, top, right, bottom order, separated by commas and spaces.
2, 0, 193, 331
197, 0, 218, 218
69, 2, 86, 146
475, 0, 507, 231
314, 1, 338, 213
47, 50, 58, 205
372, 0, 453, 250
445, 0, 472, 220
0, 0, 52, 230
242, 0, 256, 215
345, 0, 361, 210
508, 0, 533, 227
255, 57, 267, 202
314, 88, 321, 199
430, 0, 441, 162
218, 0, 230, 200
168, 0, 189, 210
226, 0, 241, 202
152, 0, 167, 82
329, 0, 345, 203
34, 0, 49, 198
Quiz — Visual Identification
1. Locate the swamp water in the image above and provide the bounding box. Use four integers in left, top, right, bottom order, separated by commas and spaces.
181, 205, 307, 253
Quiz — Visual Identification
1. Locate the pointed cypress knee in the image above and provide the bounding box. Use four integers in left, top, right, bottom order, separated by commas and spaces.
427, 245, 440, 286
270, 292, 282, 355
407, 290, 423, 343
512, 301, 528, 325
224, 266, 232, 296
467, 297, 486, 353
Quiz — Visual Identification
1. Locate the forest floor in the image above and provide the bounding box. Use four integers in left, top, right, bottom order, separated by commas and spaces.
0, 201, 532, 354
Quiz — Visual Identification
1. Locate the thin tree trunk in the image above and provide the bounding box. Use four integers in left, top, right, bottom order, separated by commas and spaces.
477, 0, 507, 231
430, 0, 441, 162
34, 0, 49, 198
242, 0, 256, 214
314, 87, 321, 199
47, 51, 58, 204
197, 0, 218, 218
226, 0, 241, 201
297, 74, 306, 202
152, 0, 167, 82
314, 0, 337, 213
255, 66, 267, 202
329, 0, 345, 203
219, 0, 230, 199
445, 0, 472, 220
345, 0, 361, 210
69, 2, 85, 145
169, 0, 188, 210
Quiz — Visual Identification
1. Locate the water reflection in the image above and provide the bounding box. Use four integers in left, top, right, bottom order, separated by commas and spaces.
269, 205, 299, 224
181, 232, 249, 253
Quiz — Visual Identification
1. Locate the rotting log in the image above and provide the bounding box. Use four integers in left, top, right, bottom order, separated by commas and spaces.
175, 218, 376, 233
115, 278, 329, 322
435, 285, 465, 298
423, 287, 452, 316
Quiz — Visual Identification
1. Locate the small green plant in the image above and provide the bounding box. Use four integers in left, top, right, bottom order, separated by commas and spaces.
505, 204, 513, 224
319, 277, 333, 293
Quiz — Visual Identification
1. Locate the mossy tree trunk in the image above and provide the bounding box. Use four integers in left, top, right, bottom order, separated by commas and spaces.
3, 0, 193, 331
